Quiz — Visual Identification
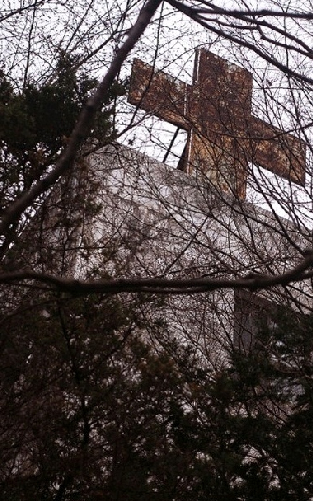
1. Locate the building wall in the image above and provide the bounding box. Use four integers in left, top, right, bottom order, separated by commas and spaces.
83, 144, 311, 363
17, 142, 312, 368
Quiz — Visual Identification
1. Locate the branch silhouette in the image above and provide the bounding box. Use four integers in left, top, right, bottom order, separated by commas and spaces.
1, 252, 313, 295
0, 0, 162, 238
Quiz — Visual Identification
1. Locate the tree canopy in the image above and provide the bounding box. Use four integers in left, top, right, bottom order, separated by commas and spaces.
1, 294, 313, 499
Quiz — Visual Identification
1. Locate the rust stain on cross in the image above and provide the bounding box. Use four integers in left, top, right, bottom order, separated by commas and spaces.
128, 49, 306, 200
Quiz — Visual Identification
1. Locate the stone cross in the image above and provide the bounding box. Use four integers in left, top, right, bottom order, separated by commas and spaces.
128, 49, 305, 199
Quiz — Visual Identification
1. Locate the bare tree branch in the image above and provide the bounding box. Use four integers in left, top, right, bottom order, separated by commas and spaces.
1, 251, 313, 294
0, 0, 162, 238
0, 0, 46, 22
167, 0, 313, 84
191, 2, 313, 20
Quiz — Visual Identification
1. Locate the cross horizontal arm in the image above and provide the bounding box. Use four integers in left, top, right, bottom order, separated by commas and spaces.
129, 59, 189, 129
250, 117, 306, 186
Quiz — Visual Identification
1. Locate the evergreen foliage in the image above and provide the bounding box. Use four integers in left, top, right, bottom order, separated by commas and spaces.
1, 298, 313, 499
0, 51, 125, 205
